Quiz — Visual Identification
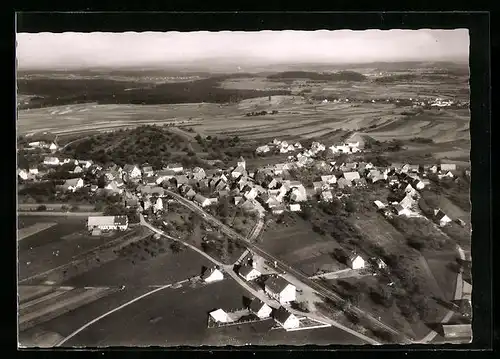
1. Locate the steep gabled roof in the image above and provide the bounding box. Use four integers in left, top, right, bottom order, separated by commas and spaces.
265, 276, 292, 294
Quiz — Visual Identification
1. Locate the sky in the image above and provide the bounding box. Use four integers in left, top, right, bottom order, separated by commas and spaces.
16, 29, 469, 71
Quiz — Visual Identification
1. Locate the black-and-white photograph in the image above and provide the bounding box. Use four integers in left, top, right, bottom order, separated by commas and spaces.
16, 26, 472, 347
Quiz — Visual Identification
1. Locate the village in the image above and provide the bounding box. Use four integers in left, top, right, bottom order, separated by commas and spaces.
17, 132, 471, 337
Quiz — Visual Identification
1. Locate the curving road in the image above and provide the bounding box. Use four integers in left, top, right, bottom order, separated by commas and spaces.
163, 189, 412, 344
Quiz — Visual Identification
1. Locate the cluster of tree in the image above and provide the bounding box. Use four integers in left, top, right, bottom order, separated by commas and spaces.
201, 232, 232, 263
389, 216, 451, 251
18, 76, 291, 109
63, 125, 189, 169
18, 181, 60, 203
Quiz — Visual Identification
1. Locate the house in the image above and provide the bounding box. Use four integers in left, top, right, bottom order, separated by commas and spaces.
234, 196, 243, 205
289, 204, 301, 212
374, 200, 386, 209
28, 167, 39, 175
72, 165, 83, 174
441, 324, 472, 340
185, 188, 197, 200
238, 265, 261, 281
175, 175, 189, 188
87, 215, 128, 231
440, 163, 457, 172
237, 156, 246, 170
192, 167, 206, 180
290, 186, 307, 202
209, 309, 231, 323
123, 164, 142, 178
321, 191, 334, 202
90, 184, 98, 192
105, 181, 123, 194
439, 171, 454, 179
240, 199, 266, 217
294, 142, 302, 149
354, 178, 367, 187
43, 156, 60, 166
434, 209, 452, 227
153, 197, 163, 213
201, 267, 224, 283
264, 276, 296, 304
400, 194, 416, 209
18, 169, 29, 180
194, 194, 211, 207
244, 187, 259, 200
248, 299, 272, 319
272, 205, 286, 215
348, 254, 365, 270
62, 178, 84, 192
273, 307, 300, 330
207, 197, 219, 205
256, 145, 271, 154
166, 163, 184, 173
313, 181, 325, 192
408, 164, 420, 173
77, 160, 93, 169
337, 177, 351, 189
142, 165, 154, 177
343, 171, 360, 182
321, 174, 337, 184
232, 165, 246, 179
394, 204, 411, 216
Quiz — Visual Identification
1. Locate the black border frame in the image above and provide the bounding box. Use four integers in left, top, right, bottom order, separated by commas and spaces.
9, 11, 493, 356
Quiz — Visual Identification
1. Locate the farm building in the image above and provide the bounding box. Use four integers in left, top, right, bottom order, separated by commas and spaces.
434, 209, 452, 227
202, 267, 224, 283
87, 215, 128, 231
348, 254, 366, 270
441, 324, 472, 340
273, 307, 300, 330
238, 265, 262, 281
289, 203, 301, 212
264, 276, 296, 304
248, 299, 273, 319
209, 309, 231, 323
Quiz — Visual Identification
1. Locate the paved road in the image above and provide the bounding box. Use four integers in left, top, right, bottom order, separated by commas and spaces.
141, 214, 378, 345
163, 189, 411, 343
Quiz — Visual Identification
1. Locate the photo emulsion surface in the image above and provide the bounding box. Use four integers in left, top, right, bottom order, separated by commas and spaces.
16, 29, 472, 347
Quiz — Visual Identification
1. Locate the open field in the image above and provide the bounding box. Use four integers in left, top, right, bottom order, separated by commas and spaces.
63, 242, 213, 288
260, 213, 345, 276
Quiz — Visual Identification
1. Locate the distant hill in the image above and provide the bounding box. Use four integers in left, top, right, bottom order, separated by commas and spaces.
16, 75, 291, 109
267, 71, 367, 82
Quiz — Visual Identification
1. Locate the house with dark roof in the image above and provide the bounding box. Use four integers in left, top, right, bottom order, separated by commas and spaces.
264, 276, 296, 304
273, 307, 300, 330
238, 265, 262, 281
248, 298, 273, 319
434, 209, 452, 227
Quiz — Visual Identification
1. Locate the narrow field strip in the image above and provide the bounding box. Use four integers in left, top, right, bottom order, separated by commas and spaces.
18, 223, 57, 241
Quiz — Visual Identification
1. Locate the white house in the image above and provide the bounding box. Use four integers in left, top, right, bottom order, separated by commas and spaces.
249, 299, 273, 319
374, 200, 386, 209
202, 267, 224, 283
343, 171, 361, 182
349, 254, 365, 270
273, 307, 300, 330
153, 197, 163, 213
87, 215, 128, 231
232, 165, 246, 179
244, 187, 259, 200
28, 167, 39, 175
434, 209, 452, 227
49, 142, 58, 151
395, 204, 412, 216
43, 156, 60, 166
238, 265, 262, 281
194, 194, 211, 207
321, 174, 337, 184
123, 164, 142, 178
256, 145, 271, 154
209, 309, 231, 323
264, 276, 296, 304
290, 186, 307, 202
321, 191, 334, 202
18, 168, 31, 180
237, 156, 246, 170
289, 203, 301, 212
63, 178, 84, 192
